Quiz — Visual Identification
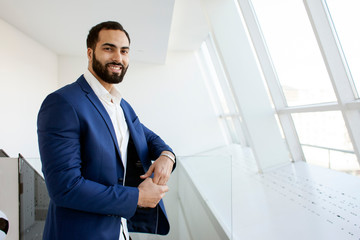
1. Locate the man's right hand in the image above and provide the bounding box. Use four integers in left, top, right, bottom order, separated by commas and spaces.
137, 178, 169, 208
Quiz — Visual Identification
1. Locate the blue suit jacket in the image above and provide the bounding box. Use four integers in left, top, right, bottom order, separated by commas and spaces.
37, 75, 174, 240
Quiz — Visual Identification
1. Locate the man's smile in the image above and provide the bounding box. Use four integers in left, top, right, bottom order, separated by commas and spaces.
108, 63, 122, 73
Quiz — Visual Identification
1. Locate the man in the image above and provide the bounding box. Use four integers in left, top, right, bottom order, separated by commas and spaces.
37, 21, 176, 240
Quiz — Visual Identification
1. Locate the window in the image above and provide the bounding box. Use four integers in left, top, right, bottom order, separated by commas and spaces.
241, 0, 360, 176
251, 0, 336, 106
292, 111, 358, 174
292, 111, 352, 151
325, 0, 360, 98
196, 35, 247, 146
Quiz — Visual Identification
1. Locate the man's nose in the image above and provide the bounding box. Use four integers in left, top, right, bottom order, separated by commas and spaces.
113, 50, 122, 63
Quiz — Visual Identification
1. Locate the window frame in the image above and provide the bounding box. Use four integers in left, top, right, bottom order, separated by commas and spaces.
196, 34, 248, 146
236, 0, 360, 168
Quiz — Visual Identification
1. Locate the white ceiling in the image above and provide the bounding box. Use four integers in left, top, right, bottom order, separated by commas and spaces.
0, 0, 209, 64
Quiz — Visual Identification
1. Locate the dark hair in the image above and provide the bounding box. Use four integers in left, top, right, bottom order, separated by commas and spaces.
86, 21, 131, 49
0, 217, 9, 234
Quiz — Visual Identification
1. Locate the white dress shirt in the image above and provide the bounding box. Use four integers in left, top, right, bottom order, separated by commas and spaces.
84, 69, 130, 240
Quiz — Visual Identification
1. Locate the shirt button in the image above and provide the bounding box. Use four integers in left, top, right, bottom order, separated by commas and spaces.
118, 177, 123, 184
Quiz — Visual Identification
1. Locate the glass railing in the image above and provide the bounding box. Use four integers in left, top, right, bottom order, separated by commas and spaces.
178, 153, 234, 239
301, 144, 359, 176
178, 144, 360, 239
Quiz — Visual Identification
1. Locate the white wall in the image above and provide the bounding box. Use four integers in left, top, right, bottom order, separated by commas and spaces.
58, 55, 87, 87
0, 19, 58, 158
58, 51, 228, 156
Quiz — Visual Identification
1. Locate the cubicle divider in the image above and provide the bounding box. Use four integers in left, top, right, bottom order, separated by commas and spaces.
0, 156, 19, 240
18, 155, 49, 240
0, 154, 49, 240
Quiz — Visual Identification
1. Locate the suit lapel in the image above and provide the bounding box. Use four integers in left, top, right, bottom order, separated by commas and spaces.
77, 76, 122, 164
121, 100, 151, 171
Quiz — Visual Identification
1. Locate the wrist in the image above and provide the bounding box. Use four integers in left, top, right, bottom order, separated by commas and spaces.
160, 151, 175, 164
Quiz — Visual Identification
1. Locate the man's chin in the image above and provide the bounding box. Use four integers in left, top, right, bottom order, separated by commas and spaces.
104, 76, 123, 84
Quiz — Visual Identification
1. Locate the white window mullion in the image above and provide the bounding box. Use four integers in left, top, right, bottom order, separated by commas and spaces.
304, 0, 360, 164
196, 36, 248, 146
205, 34, 249, 146
237, 0, 304, 162
346, 101, 360, 111
277, 102, 340, 114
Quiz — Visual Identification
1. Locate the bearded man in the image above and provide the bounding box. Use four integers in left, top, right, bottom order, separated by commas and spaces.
37, 21, 176, 240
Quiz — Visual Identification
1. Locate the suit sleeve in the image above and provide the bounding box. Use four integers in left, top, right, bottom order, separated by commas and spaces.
37, 92, 138, 219
140, 123, 176, 171
140, 124, 171, 156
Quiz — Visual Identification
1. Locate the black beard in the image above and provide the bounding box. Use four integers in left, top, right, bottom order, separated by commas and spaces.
92, 52, 128, 84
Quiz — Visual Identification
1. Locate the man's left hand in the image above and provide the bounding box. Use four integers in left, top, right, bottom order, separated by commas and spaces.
140, 151, 175, 185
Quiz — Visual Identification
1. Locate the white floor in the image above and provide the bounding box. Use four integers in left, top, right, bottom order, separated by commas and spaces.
180, 144, 360, 240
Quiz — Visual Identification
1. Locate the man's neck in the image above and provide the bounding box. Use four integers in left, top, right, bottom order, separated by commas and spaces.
88, 68, 113, 92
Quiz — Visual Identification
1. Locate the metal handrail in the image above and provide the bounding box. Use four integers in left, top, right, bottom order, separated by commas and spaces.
301, 143, 356, 170
301, 143, 355, 154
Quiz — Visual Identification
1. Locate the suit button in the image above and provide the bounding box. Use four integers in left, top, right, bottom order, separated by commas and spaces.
118, 178, 123, 184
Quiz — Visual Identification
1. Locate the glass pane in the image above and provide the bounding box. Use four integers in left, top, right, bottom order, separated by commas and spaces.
251, 0, 337, 106
292, 111, 357, 174
198, 37, 247, 146
302, 146, 359, 176
200, 39, 239, 115
179, 155, 233, 239
325, 0, 360, 98
224, 116, 245, 145
292, 111, 353, 150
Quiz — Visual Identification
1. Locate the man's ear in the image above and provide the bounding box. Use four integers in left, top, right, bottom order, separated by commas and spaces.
87, 48, 93, 61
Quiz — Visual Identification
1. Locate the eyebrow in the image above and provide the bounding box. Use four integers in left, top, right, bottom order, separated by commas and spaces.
102, 43, 130, 50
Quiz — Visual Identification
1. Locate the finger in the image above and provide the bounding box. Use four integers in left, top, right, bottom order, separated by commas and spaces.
153, 173, 161, 184
158, 169, 171, 185
158, 175, 169, 186
161, 185, 169, 193
140, 164, 154, 179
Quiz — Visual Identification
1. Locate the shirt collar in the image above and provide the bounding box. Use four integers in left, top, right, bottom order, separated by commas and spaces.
84, 69, 122, 105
